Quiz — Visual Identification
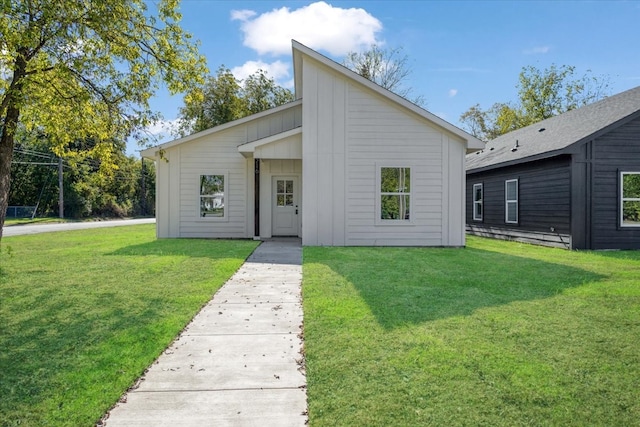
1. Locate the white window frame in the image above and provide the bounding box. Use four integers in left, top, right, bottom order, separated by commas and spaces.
620, 171, 640, 228
505, 179, 518, 224
376, 165, 413, 224
198, 172, 228, 221
473, 183, 483, 221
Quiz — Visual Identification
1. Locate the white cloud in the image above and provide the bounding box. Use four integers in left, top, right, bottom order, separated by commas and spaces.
230, 9, 256, 21
523, 46, 550, 55
231, 1, 383, 56
448, 89, 458, 97
231, 60, 290, 83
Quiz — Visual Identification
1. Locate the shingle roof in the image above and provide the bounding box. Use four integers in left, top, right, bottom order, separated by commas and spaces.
466, 85, 640, 172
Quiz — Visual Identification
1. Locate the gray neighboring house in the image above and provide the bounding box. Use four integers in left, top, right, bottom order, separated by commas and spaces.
466, 86, 640, 250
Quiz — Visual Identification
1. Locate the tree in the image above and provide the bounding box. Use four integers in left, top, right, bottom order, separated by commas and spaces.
242, 70, 294, 115
0, 0, 207, 241
343, 45, 425, 106
9, 131, 156, 219
460, 64, 611, 141
176, 67, 294, 136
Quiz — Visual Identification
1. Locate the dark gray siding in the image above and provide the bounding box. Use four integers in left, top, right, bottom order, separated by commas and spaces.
466, 156, 572, 241
589, 115, 640, 249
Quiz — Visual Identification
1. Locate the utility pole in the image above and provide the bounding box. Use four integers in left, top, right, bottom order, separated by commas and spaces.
58, 157, 64, 218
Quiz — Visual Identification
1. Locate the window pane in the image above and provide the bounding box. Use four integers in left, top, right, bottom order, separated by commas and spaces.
277, 195, 285, 206
277, 180, 284, 193
285, 195, 293, 206
201, 196, 224, 217
381, 167, 410, 193
402, 167, 410, 192
506, 181, 517, 200
507, 202, 517, 222
474, 186, 482, 201
623, 201, 640, 225
201, 175, 223, 195
381, 168, 398, 192
286, 180, 293, 194
381, 195, 410, 220
623, 174, 640, 198
475, 202, 482, 217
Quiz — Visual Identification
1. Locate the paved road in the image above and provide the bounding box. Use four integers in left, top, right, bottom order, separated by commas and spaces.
3, 218, 156, 237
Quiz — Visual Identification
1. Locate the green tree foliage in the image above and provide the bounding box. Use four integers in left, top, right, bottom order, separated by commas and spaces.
460, 64, 611, 141
0, 0, 207, 240
9, 132, 155, 219
176, 66, 294, 136
343, 45, 425, 106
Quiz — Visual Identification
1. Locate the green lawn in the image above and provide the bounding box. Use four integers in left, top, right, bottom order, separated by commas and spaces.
4, 217, 74, 226
0, 225, 258, 426
303, 236, 640, 426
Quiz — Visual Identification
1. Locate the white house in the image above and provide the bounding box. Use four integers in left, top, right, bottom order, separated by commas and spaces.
142, 41, 484, 246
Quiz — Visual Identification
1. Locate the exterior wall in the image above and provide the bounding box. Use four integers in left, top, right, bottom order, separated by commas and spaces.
302, 55, 468, 246
581, 115, 640, 249
245, 103, 302, 143
466, 156, 572, 248
156, 126, 251, 239
153, 102, 302, 239
254, 133, 302, 159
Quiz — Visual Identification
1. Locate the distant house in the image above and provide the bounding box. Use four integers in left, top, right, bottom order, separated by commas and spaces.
142, 40, 483, 246
466, 86, 640, 250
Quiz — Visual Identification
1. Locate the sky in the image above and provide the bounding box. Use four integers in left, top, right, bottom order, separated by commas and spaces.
131, 0, 640, 156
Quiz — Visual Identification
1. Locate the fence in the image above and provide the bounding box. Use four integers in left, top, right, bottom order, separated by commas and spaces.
5, 206, 37, 218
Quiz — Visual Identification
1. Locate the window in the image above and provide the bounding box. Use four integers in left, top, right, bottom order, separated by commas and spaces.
621, 172, 640, 227
276, 179, 294, 207
473, 183, 483, 221
380, 167, 411, 220
200, 174, 225, 218
505, 179, 518, 224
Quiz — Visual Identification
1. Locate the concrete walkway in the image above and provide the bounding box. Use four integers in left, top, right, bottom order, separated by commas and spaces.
103, 239, 306, 426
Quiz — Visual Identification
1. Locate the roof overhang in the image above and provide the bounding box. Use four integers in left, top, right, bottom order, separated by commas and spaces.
238, 127, 302, 159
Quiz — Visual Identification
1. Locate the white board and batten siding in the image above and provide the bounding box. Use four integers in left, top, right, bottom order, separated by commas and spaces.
301, 54, 467, 246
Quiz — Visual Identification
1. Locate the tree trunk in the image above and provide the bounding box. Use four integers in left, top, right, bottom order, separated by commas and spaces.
0, 106, 18, 243
0, 49, 28, 243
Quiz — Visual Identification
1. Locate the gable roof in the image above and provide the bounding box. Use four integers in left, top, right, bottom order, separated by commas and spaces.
466, 85, 640, 172
292, 40, 484, 151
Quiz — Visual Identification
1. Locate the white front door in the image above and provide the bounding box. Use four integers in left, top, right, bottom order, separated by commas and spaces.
272, 176, 300, 236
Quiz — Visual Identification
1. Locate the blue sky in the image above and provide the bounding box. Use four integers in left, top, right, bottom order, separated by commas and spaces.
133, 0, 640, 156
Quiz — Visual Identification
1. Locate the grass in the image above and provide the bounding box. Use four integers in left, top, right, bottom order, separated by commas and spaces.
0, 225, 258, 426
303, 236, 640, 426
3, 216, 153, 226
3, 217, 75, 226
